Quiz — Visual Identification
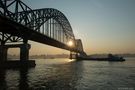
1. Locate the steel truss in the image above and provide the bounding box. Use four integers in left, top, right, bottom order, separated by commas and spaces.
0, 0, 85, 53
0, 0, 74, 44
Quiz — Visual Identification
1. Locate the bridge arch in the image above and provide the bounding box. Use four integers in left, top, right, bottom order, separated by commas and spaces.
17, 8, 75, 44
0, 0, 85, 53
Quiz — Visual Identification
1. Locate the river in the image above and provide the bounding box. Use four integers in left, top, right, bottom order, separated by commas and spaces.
0, 58, 135, 90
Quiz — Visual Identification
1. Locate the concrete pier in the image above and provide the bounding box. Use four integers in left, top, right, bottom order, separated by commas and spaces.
0, 44, 36, 68
20, 44, 30, 61
0, 45, 8, 62
69, 51, 78, 59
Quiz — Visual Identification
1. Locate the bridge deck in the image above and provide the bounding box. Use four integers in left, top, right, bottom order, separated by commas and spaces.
0, 15, 76, 51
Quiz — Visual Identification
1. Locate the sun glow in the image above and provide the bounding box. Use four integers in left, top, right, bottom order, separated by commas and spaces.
67, 40, 74, 47
68, 59, 75, 62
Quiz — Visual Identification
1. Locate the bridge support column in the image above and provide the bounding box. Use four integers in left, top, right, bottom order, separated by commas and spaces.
0, 44, 35, 68
20, 44, 31, 61
70, 51, 72, 59
76, 53, 78, 59
0, 45, 8, 62
69, 51, 78, 59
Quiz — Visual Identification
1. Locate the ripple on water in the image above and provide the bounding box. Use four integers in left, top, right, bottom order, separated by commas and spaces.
0, 58, 135, 90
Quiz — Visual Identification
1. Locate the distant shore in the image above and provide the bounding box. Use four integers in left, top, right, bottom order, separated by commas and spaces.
7, 53, 135, 59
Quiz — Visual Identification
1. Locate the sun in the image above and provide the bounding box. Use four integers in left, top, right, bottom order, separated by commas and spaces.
67, 40, 73, 47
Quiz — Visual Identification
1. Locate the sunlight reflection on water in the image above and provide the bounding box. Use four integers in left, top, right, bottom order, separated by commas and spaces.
68, 59, 76, 62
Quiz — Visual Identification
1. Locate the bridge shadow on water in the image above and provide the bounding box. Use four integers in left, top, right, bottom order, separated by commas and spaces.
0, 67, 29, 90
0, 68, 7, 90
0, 59, 84, 90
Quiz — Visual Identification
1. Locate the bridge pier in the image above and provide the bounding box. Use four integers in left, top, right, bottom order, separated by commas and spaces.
20, 44, 30, 61
0, 44, 35, 68
69, 51, 78, 59
0, 45, 8, 62
69, 51, 88, 60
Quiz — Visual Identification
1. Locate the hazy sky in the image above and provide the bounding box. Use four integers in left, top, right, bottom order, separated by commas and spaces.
9, 0, 135, 55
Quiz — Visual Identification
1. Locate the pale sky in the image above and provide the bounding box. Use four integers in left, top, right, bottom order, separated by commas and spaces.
9, 0, 135, 55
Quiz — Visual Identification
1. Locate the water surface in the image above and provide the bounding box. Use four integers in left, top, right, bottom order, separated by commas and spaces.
0, 58, 135, 90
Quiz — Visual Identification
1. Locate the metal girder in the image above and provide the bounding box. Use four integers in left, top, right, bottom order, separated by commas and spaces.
0, 0, 75, 44
0, 32, 23, 44
17, 8, 75, 44
75, 39, 85, 53
0, 0, 85, 53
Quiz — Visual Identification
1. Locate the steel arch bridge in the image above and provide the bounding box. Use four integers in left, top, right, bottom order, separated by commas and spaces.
0, 0, 86, 61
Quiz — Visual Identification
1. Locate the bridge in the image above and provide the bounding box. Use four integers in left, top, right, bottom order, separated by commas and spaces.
0, 0, 86, 67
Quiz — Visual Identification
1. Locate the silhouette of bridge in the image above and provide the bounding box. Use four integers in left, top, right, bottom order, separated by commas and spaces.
0, 0, 86, 66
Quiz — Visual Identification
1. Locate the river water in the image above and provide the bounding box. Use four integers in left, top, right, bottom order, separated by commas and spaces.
0, 58, 135, 90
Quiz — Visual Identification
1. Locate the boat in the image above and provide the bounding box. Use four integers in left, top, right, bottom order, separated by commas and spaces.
107, 54, 125, 61
77, 54, 125, 61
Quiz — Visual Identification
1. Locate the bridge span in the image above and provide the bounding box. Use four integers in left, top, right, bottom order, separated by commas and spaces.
0, 0, 86, 67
